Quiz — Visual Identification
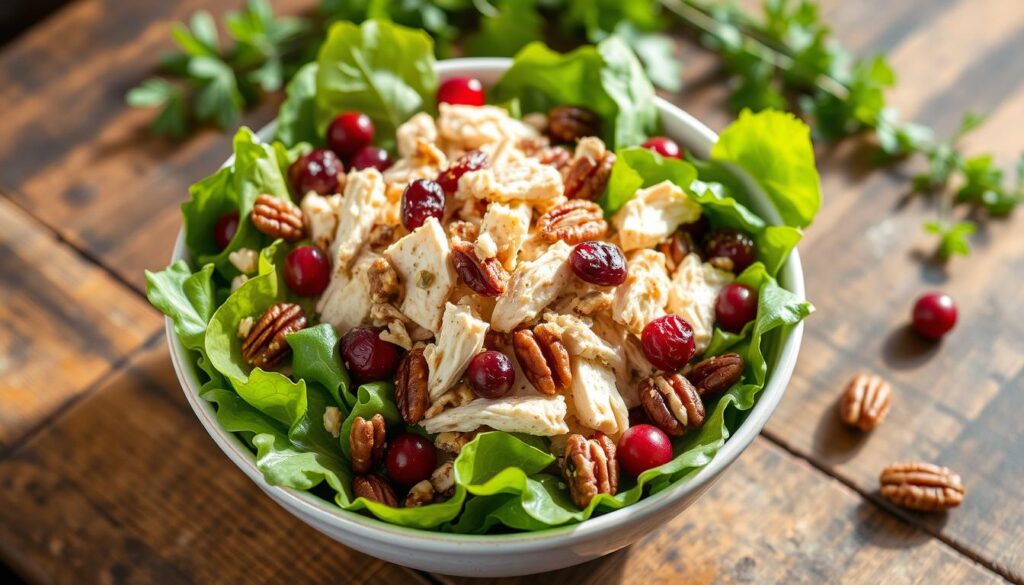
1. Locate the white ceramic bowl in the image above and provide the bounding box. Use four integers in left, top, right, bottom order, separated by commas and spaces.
167, 58, 805, 578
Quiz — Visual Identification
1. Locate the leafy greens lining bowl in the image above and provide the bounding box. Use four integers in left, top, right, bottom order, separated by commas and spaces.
165, 57, 807, 578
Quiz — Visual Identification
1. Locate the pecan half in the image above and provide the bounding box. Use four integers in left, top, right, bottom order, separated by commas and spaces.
562, 433, 618, 508
839, 373, 893, 432
513, 325, 572, 395
349, 414, 387, 475
659, 230, 699, 273
537, 146, 573, 173
404, 480, 435, 508
434, 429, 486, 456
880, 462, 964, 511
548, 105, 601, 143
687, 353, 745, 396
639, 372, 705, 437
241, 303, 306, 368
430, 461, 456, 498
367, 257, 401, 305
250, 194, 305, 242
563, 151, 615, 201
536, 200, 608, 245
395, 348, 430, 424
352, 475, 398, 507
450, 240, 508, 297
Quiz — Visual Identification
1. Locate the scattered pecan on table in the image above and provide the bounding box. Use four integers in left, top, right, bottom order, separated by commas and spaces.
250, 194, 305, 242
639, 372, 705, 437
394, 348, 430, 424
513, 324, 572, 396
352, 475, 399, 507
562, 432, 618, 508
838, 373, 893, 432
349, 414, 387, 475
536, 200, 608, 245
240, 302, 306, 368
879, 462, 964, 511
686, 353, 745, 397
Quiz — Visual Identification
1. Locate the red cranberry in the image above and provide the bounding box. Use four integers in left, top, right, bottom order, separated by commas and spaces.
617, 424, 673, 477
466, 351, 515, 399
340, 327, 401, 383
386, 433, 437, 486
436, 150, 488, 194
569, 241, 628, 286
284, 245, 331, 297
289, 148, 343, 196
401, 179, 446, 231
704, 228, 757, 273
642, 136, 683, 159
213, 211, 239, 250
327, 112, 374, 158
437, 77, 485, 107
715, 283, 758, 333
911, 292, 957, 340
641, 315, 696, 371
350, 146, 393, 172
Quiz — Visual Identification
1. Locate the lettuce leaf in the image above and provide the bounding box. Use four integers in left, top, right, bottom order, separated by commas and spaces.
275, 62, 319, 147
287, 324, 352, 409
146, 261, 217, 352
492, 36, 657, 148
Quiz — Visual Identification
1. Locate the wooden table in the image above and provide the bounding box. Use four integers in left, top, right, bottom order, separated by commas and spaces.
1, 0, 1021, 583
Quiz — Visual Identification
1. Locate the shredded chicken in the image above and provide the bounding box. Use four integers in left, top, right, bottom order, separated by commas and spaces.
437, 103, 537, 152
317, 251, 380, 333
422, 395, 570, 436
383, 217, 456, 333
491, 241, 574, 332
480, 201, 532, 270
612, 249, 672, 335
613, 180, 702, 252
331, 168, 387, 271
456, 158, 564, 204
569, 358, 630, 437
667, 253, 734, 353
424, 303, 489, 401
396, 112, 438, 159
301, 193, 342, 250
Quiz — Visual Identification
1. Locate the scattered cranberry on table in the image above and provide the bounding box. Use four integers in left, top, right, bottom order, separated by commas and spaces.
617, 424, 673, 477
350, 146, 393, 172
213, 210, 239, 250
716, 283, 758, 333
642, 136, 683, 159
386, 433, 437, 486
437, 150, 488, 194
284, 245, 331, 297
437, 76, 485, 106
569, 241, 628, 286
911, 292, 957, 340
466, 350, 516, 399
340, 327, 401, 383
289, 148, 343, 196
327, 112, 375, 158
641, 315, 696, 371
401, 179, 446, 231
704, 228, 757, 273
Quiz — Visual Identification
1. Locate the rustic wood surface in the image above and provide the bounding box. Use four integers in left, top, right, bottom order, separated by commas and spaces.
0, 0, 1021, 583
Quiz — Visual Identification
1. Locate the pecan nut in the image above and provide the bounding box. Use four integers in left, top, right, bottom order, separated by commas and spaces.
367, 223, 397, 251
352, 475, 398, 507
659, 229, 700, 273
395, 348, 430, 424
367, 258, 401, 305
434, 429, 487, 456
349, 414, 387, 475
563, 151, 615, 201
687, 353, 745, 396
430, 461, 456, 498
513, 325, 572, 395
880, 462, 964, 511
450, 240, 508, 297
839, 373, 893, 432
250, 194, 305, 242
536, 200, 608, 245
548, 105, 601, 143
241, 303, 306, 368
404, 480, 436, 508
639, 373, 705, 437
562, 433, 618, 508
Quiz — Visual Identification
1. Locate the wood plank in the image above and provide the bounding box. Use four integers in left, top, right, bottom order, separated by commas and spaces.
0, 196, 160, 451
0, 343, 430, 585
433, 439, 1000, 584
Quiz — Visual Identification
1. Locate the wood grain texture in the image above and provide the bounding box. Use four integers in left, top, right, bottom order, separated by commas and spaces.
0, 343, 429, 585
0, 197, 160, 451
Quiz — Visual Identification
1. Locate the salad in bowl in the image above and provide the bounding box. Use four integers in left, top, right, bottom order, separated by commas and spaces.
148, 19, 819, 538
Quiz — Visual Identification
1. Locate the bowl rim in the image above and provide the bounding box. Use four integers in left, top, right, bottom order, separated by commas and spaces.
167, 57, 805, 551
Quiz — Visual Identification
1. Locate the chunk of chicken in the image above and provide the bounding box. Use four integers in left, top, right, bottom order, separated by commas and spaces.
437, 103, 537, 152
569, 358, 630, 437
491, 241, 574, 332
456, 158, 563, 205
612, 249, 671, 336
421, 395, 570, 436
317, 251, 380, 333
480, 202, 532, 270
424, 303, 489, 401
301, 193, 342, 250
590, 315, 652, 409
331, 168, 387, 271
667, 253, 734, 353
383, 139, 447, 190
613, 180, 702, 252
396, 112, 438, 159
541, 312, 622, 370
383, 217, 456, 333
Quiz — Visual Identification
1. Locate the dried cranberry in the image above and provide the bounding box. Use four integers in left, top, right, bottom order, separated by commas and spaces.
642, 136, 683, 159
401, 179, 446, 231
617, 424, 673, 477
704, 228, 757, 273
437, 77, 485, 107
911, 292, 957, 340
340, 327, 401, 383
569, 241, 628, 286
284, 245, 330, 297
641, 315, 696, 371
466, 351, 516, 399
327, 112, 374, 158
385, 433, 437, 486
213, 211, 239, 250
715, 283, 758, 333
289, 148, 343, 196
350, 146, 393, 172
436, 150, 488, 194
